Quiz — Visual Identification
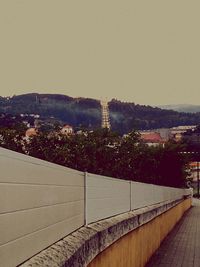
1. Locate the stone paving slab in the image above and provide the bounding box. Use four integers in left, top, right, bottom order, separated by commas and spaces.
146, 198, 200, 267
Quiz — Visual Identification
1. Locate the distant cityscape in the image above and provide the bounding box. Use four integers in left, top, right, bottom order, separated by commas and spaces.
1, 93, 200, 135
0, 108, 198, 148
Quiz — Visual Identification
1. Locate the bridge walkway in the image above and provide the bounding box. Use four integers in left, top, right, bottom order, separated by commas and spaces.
146, 198, 200, 267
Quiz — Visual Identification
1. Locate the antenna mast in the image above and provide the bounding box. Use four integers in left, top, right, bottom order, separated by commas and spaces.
100, 99, 111, 129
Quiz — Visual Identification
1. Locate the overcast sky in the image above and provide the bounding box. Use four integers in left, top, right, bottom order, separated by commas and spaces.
0, 1, 200, 105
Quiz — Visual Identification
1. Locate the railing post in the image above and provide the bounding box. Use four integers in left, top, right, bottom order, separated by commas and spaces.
130, 181, 132, 211
197, 161, 200, 198
84, 171, 87, 225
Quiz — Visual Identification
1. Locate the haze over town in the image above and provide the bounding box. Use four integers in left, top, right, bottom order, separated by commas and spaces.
0, 1, 200, 105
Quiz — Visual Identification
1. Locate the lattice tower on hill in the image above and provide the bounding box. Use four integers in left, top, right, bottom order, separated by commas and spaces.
100, 100, 111, 129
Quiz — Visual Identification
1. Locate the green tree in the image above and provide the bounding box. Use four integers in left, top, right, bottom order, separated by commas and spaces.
0, 125, 190, 188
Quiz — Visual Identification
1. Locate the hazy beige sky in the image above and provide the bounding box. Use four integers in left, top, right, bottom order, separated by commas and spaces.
0, 1, 200, 105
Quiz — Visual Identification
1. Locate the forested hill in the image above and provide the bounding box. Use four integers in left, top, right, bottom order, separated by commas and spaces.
0, 93, 200, 134
0, 93, 102, 129
157, 104, 200, 113
109, 100, 200, 133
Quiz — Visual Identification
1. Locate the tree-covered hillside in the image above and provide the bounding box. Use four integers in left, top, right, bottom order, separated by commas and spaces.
0, 93, 101, 129
109, 99, 200, 134
158, 104, 200, 113
1, 93, 200, 134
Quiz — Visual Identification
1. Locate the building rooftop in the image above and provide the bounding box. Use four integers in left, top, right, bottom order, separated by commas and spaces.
140, 132, 163, 143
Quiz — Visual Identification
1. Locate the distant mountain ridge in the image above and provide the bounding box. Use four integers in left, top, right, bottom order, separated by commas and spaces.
0, 93, 200, 134
157, 104, 200, 113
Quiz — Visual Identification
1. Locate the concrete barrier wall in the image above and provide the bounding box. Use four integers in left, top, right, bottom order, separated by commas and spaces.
130, 182, 190, 210
86, 175, 191, 223
86, 173, 130, 224
0, 147, 192, 266
0, 148, 85, 267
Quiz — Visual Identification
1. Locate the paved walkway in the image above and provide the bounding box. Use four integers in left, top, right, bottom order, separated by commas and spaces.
146, 199, 200, 267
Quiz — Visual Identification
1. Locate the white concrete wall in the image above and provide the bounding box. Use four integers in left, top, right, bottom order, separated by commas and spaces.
86, 173, 130, 224
0, 147, 192, 266
131, 181, 191, 210
131, 182, 155, 209
0, 148, 85, 267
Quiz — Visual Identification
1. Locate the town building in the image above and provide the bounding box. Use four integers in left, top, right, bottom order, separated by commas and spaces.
60, 125, 73, 135
25, 128, 37, 138
140, 131, 165, 147
170, 125, 197, 141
